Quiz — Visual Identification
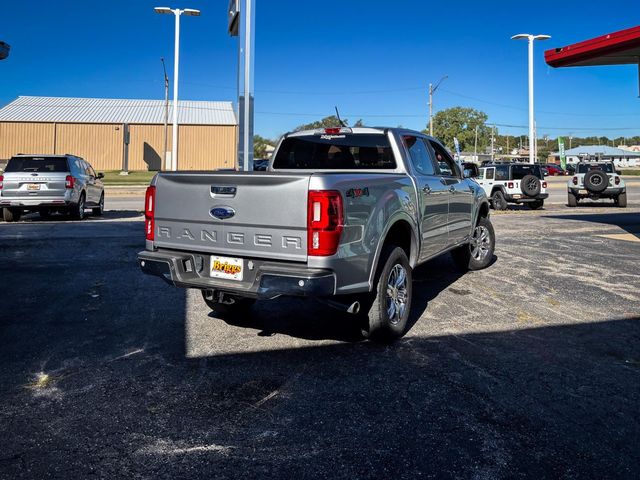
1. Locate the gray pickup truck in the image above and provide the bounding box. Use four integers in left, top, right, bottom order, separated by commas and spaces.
138, 127, 494, 341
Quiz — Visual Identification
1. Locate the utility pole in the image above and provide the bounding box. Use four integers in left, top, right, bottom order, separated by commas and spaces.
491, 125, 495, 162
474, 125, 479, 162
428, 75, 448, 137
161, 57, 169, 171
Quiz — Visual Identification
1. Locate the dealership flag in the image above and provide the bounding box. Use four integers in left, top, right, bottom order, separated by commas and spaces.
558, 137, 566, 169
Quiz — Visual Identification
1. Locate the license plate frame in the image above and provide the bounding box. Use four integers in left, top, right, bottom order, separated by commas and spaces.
27, 183, 41, 191
579, 189, 588, 194
210, 255, 244, 281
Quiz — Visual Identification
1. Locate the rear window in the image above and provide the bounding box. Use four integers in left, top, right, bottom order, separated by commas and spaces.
577, 163, 613, 174
272, 134, 395, 170
5, 157, 68, 173
512, 164, 543, 180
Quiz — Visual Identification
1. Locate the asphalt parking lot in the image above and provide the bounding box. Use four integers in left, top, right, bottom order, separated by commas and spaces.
1, 205, 639, 479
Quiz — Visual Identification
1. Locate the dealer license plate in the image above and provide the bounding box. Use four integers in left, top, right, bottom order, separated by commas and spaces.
579, 189, 588, 194
210, 255, 243, 281
27, 183, 41, 191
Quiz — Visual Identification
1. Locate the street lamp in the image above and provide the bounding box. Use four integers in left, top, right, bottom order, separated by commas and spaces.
155, 6, 201, 171
511, 33, 551, 164
429, 75, 448, 137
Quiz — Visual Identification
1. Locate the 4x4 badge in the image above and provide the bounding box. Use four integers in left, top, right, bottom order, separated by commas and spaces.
210, 206, 235, 220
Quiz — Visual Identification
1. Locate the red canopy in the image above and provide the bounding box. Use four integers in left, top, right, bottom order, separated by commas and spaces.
545, 25, 640, 67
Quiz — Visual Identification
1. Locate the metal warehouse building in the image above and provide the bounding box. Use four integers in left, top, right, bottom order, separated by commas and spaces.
0, 96, 238, 171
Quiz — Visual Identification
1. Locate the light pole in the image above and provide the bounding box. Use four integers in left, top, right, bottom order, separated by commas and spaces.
155, 6, 201, 171
429, 75, 448, 137
511, 33, 550, 164
160, 57, 169, 170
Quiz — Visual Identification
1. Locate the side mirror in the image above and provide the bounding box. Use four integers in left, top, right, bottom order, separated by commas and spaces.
97, 172, 105, 179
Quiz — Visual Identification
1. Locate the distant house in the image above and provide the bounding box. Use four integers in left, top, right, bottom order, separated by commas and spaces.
550, 145, 640, 168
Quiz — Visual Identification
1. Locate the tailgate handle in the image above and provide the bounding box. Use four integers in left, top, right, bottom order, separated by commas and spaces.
211, 185, 237, 197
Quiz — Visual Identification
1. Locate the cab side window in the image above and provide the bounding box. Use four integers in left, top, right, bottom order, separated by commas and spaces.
485, 168, 495, 180
477, 169, 485, 180
428, 140, 460, 178
402, 136, 436, 176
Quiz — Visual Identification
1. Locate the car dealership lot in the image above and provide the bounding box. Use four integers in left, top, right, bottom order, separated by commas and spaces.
0, 207, 639, 478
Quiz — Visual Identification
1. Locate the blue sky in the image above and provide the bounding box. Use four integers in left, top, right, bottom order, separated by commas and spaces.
1, 0, 639, 140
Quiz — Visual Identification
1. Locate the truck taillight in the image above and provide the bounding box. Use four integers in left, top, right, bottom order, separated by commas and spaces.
145, 186, 156, 241
542, 181, 547, 188
508, 182, 514, 189
307, 190, 343, 256
0, 175, 3, 190
572, 176, 578, 185
65, 175, 75, 189
615, 176, 620, 185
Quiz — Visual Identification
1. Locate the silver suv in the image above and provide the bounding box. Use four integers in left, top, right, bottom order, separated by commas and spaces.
0, 154, 105, 222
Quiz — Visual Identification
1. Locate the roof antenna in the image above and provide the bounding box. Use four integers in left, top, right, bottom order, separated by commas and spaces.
335, 106, 347, 127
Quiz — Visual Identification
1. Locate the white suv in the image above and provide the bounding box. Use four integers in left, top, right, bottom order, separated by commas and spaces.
476, 163, 548, 210
567, 162, 626, 207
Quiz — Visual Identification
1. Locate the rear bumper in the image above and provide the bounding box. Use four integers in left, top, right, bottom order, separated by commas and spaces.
569, 187, 625, 198
0, 195, 74, 208
505, 193, 549, 203
137, 249, 336, 299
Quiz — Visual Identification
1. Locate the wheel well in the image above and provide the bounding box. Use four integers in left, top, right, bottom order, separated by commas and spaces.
478, 202, 489, 219
490, 186, 504, 197
383, 220, 415, 265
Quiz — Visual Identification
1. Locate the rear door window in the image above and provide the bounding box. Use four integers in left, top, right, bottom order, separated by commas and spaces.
402, 136, 436, 175
272, 134, 395, 169
495, 165, 509, 180
5, 157, 68, 173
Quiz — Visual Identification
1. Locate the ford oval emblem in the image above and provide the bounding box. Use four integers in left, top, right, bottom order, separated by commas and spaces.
210, 206, 236, 220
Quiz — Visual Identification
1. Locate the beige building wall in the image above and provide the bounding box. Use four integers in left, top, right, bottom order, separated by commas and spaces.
0, 122, 55, 159
1, 122, 237, 171
54, 123, 123, 171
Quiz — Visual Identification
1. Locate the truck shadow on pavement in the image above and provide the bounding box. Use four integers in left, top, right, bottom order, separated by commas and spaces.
213, 254, 491, 342
0, 219, 637, 478
10, 210, 143, 222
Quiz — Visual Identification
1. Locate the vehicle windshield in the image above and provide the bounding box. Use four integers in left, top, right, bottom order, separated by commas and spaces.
272, 134, 395, 170
577, 163, 614, 174
5, 157, 68, 173
512, 164, 543, 180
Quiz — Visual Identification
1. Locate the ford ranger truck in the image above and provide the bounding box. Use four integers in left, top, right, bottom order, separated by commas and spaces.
138, 127, 494, 341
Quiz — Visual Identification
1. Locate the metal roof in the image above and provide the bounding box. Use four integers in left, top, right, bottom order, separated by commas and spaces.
0, 96, 237, 125
555, 145, 640, 157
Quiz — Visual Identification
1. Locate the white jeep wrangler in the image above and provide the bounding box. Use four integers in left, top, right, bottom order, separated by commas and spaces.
476, 163, 548, 210
567, 161, 627, 207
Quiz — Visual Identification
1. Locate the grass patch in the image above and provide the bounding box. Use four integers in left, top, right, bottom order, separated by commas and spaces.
102, 170, 157, 185
620, 169, 640, 176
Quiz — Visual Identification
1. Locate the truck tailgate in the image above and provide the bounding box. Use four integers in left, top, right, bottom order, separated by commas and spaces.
153, 172, 310, 262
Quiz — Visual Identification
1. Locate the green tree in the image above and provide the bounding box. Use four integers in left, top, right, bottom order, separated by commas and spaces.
293, 115, 364, 131
253, 135, 273, 159
426, 107, 490, 152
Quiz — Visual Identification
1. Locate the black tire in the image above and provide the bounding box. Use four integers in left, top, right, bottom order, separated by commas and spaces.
201, 290, 255, 316
527, 200, 544, 210
521, 174, 541, 197
567, 192, 577, 207
451, 216, 495, 272
71, 193, 86, 220
360, 246, 412, 343
92, 193, 104, 216
616, 192, 627, 208
3, 207, 22, 222
584, 170, 608, 193
491, 190, 508, 210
